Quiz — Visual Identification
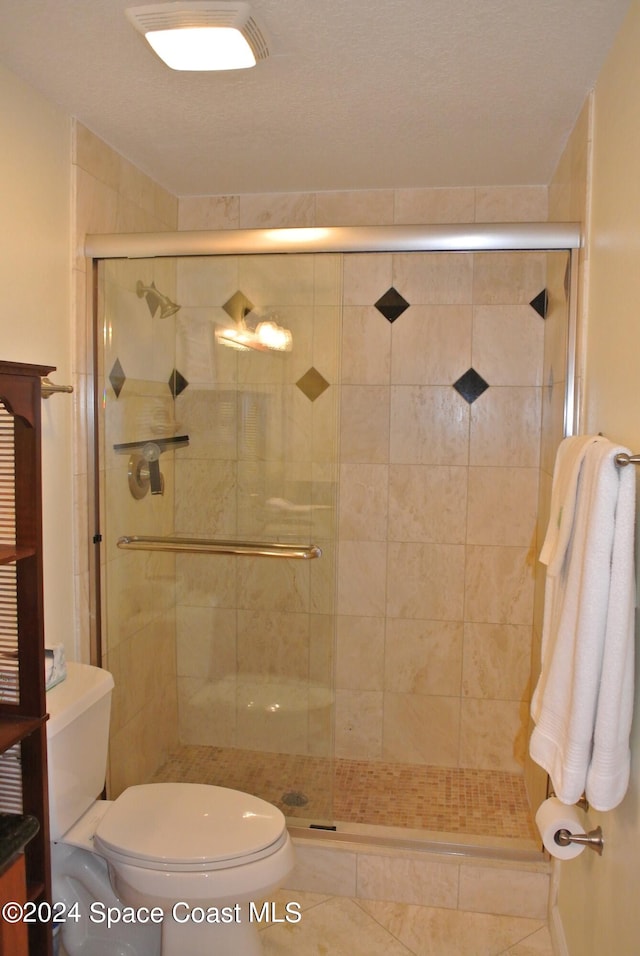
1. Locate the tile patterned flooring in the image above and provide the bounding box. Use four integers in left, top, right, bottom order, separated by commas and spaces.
259, 889, 554, 956
151, 745, 538, 843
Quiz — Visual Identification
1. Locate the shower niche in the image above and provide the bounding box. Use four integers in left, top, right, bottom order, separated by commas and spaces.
93, 227, 577, 851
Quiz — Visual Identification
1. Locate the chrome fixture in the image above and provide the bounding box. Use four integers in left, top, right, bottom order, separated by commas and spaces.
555, 825, 604, 856
614, 452, 640, 467
114, 434, 189, 498
128, 443, 164, 498
136, 280, 181, 319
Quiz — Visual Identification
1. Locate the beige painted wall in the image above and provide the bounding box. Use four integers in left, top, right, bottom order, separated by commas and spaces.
0, 63, 75, 658
557, 2, 640, 953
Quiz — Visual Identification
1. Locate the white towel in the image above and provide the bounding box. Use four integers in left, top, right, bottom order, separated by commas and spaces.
530, 435, 636, 811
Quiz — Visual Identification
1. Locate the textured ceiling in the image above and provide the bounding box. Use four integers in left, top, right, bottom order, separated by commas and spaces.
0, 0, 631, 196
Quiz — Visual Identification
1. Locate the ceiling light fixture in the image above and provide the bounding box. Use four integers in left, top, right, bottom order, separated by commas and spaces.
126, 1, 269, 71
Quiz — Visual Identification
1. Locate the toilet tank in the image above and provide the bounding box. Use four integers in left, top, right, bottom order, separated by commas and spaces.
46, 662, 115, 840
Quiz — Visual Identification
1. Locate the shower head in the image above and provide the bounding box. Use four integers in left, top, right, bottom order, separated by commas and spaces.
136, 280, 181, 319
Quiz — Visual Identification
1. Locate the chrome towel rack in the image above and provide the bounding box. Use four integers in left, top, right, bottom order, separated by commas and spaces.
117, 535, 322, 560
615, 452, 640, 467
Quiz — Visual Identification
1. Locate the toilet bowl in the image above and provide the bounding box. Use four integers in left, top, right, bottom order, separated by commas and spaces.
47, 662, 295, 956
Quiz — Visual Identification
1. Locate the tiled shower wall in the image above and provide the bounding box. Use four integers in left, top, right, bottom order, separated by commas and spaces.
335, 249, 551, 772
170, 247, 562, 774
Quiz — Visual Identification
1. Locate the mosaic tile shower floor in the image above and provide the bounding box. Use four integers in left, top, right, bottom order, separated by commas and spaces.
151, 746, 538, 843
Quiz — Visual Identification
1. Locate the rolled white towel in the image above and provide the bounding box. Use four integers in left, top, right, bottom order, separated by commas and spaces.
45, 643, 67, 691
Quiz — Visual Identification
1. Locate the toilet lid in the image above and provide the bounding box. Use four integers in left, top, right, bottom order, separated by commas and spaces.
94, 783, 286, 866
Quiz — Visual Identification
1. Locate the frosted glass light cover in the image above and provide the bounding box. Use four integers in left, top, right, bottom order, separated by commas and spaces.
146, 26, 256, 70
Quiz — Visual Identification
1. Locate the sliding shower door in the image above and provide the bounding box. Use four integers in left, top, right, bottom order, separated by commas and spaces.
97, 253, 341, 826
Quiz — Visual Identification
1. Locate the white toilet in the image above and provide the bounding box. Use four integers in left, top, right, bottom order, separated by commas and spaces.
47, 662, 295, 956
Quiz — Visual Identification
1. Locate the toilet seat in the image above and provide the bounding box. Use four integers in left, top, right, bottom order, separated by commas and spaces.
94, 783, 288, 872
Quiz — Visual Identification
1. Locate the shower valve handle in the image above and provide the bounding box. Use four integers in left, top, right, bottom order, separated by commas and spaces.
142, 443, 163, 495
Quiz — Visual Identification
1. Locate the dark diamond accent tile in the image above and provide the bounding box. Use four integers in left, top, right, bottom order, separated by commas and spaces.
168, 368, 189, 397
374, 287, 410, 323
109, 358, 126, 398
530, 288, 548, 318
296, 367, 330, 402
223, 290, 255, 321
453, 368, 489, 404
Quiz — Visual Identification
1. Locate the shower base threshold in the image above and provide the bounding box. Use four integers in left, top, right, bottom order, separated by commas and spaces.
151, 745, 539, 856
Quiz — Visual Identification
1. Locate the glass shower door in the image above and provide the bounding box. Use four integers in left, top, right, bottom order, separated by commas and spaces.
98, 252, 341, 827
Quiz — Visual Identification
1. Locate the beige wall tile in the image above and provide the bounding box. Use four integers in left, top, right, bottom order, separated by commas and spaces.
390, 305, 472, 385
394, 187, 475, 224
465, 546, 535, 625
343, 253, 393, 306
315, 189, 395, 225
176, 552, 237, 607
336, 616, 385, 690
356, 852, 459, 908
387, 542, 465, 621
472, 305, 544, 386
473, 252, 546, 305
178, 195, 240, 230
470, 387, 542, 467
341, 306, 391, 385
462, 624, 532, 701
175, 458, 237, 535
337, 541, 387, 616
466, 467, 539, 547
335, 689, 384, 759
390, 386, 470, 465
393, 252, 474, 305
237, 610, 310, 679
237, 555, 311, 613
287, 844, 357, 897
385, 620, 463, 696
340, 386, 390, 463
239, 192, 315, 228
177, 605, 236, 680
474, 186, 548, 223
459, 699, 528, 772
338, 464, 389, 540
383, 693, 460, 766
458, 864, 548, 920
178, 676, 237, 747
388, 465, 467, 544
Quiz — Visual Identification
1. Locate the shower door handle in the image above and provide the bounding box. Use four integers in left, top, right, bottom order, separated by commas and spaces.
117, 535, 322, 559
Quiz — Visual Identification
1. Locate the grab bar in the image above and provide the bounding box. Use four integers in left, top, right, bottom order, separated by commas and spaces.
117, 535, 322, 560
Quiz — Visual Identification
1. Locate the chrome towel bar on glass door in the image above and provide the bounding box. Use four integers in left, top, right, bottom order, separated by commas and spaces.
117, 535, 322, 559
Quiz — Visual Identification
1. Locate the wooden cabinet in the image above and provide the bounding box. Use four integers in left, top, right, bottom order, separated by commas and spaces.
0, 361, 53, 955
0, 854, 29, 956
